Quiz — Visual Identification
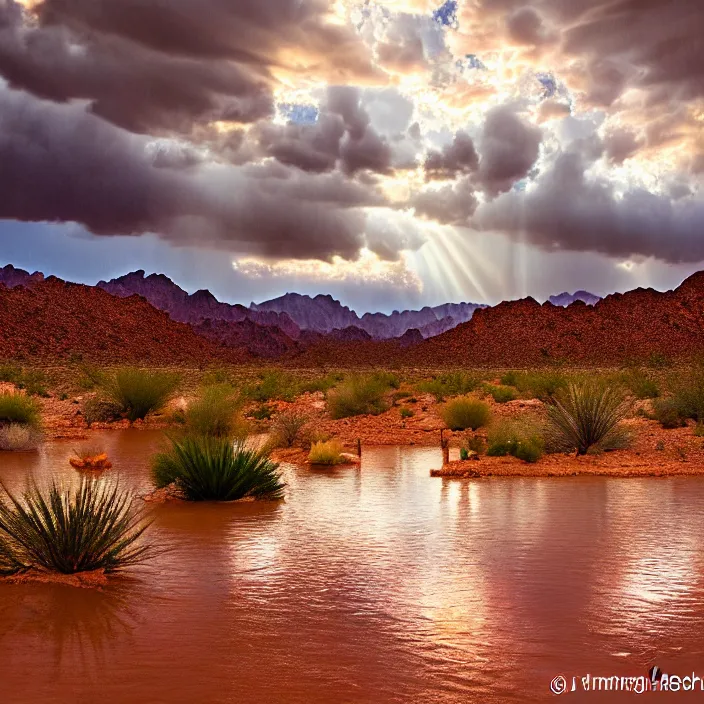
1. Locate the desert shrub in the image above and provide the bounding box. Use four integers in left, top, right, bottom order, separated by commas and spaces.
666, 369, 704, 423
646, 352, 671, 369
439, 397, 491, 431
499, 371, 569, 400
371, 371, 401, 390
201, 367, 232, 386
151, 436, 285, 501
0, 393, 40, 428
15, 370, 49, 397
299, 373, 343, 394
246, 370, 299, 402
77, 364, 108, 391
545, 382, 630, 455
249, 404, 273, 421
0, 363, 21, 383
185, 384, 242, 438
618, 369, 660, 399
82, 398, 123, 425
270, 410, 309, 447
652, 397, 686, 428
417, 372, 480, 401
400, 407, 414, 419
103, 368, 180, 422
0, 477, 154, 574
308, 439, 345, 465
485, 384, 517, 403
0, 424, 41, 452
392, 390, 412, 404
327, 374, 391, 419
463, 433, 486, 455
486, 420, 544, 463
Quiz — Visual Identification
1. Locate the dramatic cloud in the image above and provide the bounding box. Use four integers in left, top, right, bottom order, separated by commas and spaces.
0, 0, 702, 309
475, 151, 704, 264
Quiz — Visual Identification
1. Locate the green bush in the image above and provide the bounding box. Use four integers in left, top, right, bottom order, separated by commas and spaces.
185, 384, 242, 438
417, 372, 480, 401
246, 371, 299, 402
499, 371, 568, 400
652, 397, 686, 428
308, 439, 345, 465
616, 369, 660, 399
0, 477, 154, 574
371, 371, 400, 390
546, 382, 630, 455
103, 368, 180, 422
0, 393, 40, 428
299, 373, 343, 394
16, 370, 49, 397
485, 384, 517, 403
270, 410, 309, 447
152, 436, 285, 501
0, 363, 21, 383
464, 433, 486, 455
486, 420, 544, 463
439, 397, 491, 431
327, 374, 391, 419
399, 407, 414, 419
77, 364, 108, 391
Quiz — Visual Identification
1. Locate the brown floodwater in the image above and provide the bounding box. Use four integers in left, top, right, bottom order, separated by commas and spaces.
1, 430, 704, 703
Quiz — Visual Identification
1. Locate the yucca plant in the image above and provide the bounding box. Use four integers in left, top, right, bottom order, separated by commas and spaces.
151, 435, 285, 501
0, 478, 154, 574
103, 368, 180, 422
546, 381, 631, 455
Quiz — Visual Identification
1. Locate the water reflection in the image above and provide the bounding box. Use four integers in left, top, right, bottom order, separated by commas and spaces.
1, 434, 704, 703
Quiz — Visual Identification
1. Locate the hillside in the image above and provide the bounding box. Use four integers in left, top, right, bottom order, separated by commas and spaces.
405, 273, 704, 367
0, 278, 248, 364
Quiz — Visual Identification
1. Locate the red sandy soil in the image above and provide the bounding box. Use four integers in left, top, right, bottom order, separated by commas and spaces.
0, 278, 250, 364
1, 569, 109, 588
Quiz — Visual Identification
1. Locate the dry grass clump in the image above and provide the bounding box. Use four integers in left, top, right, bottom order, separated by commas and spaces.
103, 368, 181, 422
185, 384, 245, 438
0, 477, 154, 575
439, 396, 491, 431
485, 384, 517, 403
417, 372, 480, 401
0, 392, 41, 428
545, 381, 631, 455
327, 374, 391, 419
308, 439, 345, 466
0, 424, 41, 452
245, 370, 300, 402
486, 419, 544, 463
499, 370, 570, 400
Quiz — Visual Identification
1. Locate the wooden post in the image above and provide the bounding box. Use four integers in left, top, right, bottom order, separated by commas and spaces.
441, 429, 449, 465
357, 438, 362, 457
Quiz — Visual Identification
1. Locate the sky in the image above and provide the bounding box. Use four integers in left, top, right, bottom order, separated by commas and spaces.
0, 0, 702, 312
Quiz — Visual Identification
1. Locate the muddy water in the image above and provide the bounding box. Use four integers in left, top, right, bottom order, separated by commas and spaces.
1, 430, 704, 703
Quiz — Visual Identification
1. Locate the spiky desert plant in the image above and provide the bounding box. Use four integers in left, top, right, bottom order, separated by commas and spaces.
185, 384, 244, 438
0, 424, 41, 452
546, 381, 631, 455
0, 392, 41, 428
308, 439, 345, 465
0, 478, 154, 574
439, 396, 491, 431
0, 535, 23, 575
103, 368, 180, 422
151, 436, 285, 501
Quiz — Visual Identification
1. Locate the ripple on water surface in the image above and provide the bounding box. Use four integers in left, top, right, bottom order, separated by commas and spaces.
1, 431, 704, 703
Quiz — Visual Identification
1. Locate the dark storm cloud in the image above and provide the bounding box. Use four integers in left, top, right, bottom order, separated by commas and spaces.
254, 87, 393, 175
474, 151, 704, 264
0, 0, 378, 136
424, 131, 479, 180
0, 87, 394, 261
477, 105, 542, 194
412, 177, 478, 226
